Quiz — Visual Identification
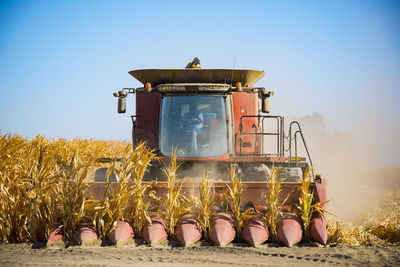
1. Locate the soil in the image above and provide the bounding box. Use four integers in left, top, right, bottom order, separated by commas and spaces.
1, 242, 399, 267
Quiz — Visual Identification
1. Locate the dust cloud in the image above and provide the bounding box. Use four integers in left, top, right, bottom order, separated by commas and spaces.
152, 112, 399, 221
287, 112, 400, 221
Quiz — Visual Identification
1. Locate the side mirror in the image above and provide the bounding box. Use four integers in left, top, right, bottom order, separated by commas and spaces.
114, 90, 128, 114
262, 97, 270, 113
118, 97, 126, 113
261, 90, 273, 113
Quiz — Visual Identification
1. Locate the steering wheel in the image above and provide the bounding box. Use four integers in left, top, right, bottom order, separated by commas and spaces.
187, 117, 202, 124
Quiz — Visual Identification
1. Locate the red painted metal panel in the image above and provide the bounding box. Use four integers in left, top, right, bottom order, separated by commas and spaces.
277, 213, 303, 247
134, 92, 160, 149
141, 217, 168, 245
229, 156, 286, 162
310, 217, 327, 245
46, 224, 63, 246
310, 178, 328, 245
175, 214, 202, 246
89, 182, 303, 207
209, 213, 236, 246
78, 225, 98, 244
108, 221, 134, 244
232, 92, 261, 155
242, 219, 269, 246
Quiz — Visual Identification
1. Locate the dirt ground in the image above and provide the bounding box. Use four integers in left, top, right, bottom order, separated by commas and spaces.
1, 242, 399, 267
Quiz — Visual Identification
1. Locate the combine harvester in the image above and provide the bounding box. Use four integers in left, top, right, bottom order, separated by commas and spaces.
86, 58, 328, 247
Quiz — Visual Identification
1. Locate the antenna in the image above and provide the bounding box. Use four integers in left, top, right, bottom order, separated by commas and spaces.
230, 56, 236, 86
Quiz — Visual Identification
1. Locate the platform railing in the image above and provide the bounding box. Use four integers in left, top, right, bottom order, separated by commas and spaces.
286, 121, 314, 180
239, 116, 314, 178
239, 115, 284, 157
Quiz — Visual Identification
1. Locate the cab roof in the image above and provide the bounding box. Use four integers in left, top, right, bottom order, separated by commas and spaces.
129, 69, 265, 87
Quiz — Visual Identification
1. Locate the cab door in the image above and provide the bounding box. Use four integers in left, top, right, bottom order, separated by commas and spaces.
232, 92, 261, 155
133, 92, 161, 149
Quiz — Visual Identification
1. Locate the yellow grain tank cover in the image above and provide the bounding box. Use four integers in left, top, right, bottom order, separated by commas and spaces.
129, 69, 265, 87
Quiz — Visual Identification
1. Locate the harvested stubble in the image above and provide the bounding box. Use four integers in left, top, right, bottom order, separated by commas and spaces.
327, 190, 400, 246
327, 220, 385, 246
363, 189, 400, 244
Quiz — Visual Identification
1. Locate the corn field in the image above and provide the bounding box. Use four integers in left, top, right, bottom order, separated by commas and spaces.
0, 133, 128, 243
0, 133, 399, 246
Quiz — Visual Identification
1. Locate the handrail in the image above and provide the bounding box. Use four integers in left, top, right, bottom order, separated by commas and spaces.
238, 116, 313, 178
288, 121, 314, 180
239, 115, 284, 157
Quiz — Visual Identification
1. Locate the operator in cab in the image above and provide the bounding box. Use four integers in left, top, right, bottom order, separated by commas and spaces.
182, 104, 204, 135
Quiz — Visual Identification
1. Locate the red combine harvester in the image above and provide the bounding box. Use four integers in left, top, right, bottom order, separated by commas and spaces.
108, 58, 328, 247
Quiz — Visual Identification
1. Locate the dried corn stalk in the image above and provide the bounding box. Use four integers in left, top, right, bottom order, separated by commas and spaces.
0, 133, 135, 243
224, 165, 257, 240
263, 166, 290, 241
125, 143, 158, 236
0, 134, 30, 243
95, 144, 133, 239
362, 189, 400, 244
25, 136, 61, 242
158, 149, 189, 237
60, 148, 98, 240
188, 170, 218, 240
327, 220, 384, 246
297, 167, 330, 241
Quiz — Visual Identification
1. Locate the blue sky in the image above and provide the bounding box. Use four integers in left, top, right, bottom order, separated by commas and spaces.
0, 0, 399, 166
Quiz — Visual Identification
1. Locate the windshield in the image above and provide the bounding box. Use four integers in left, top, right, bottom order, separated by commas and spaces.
160, 96, 228, 158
